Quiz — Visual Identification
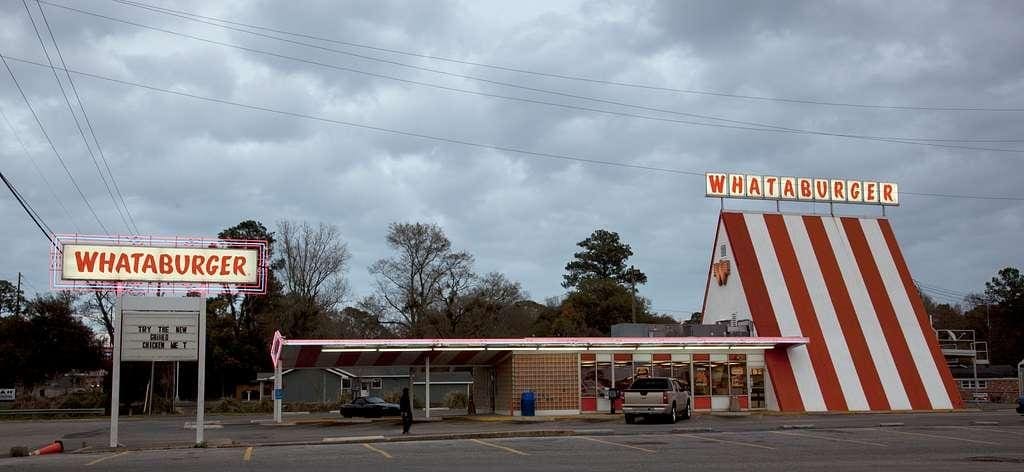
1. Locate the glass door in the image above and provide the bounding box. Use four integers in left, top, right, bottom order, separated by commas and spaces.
749, 367, 766, 409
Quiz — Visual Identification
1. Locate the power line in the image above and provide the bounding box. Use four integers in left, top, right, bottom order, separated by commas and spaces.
21, 0, 130, 234
49, 1, 1024, 153
914, 279, 974, 298
110, 0, 1024, 114
0, 169, 58, 248
0, 105, 83, 233
0, 54, 111, 234
35, 0, 139, 234
5, 54, 1024, 203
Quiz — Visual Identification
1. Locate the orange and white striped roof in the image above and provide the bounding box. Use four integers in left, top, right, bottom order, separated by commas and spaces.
701, 211, 962, 412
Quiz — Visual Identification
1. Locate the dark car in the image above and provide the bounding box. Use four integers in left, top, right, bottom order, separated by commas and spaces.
1017, 395, 1024, 415
340, 396, 401, 418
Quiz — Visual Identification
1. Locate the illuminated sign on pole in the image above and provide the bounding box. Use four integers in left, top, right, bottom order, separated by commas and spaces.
62, 245, 259, 284
705, 173, 899, 206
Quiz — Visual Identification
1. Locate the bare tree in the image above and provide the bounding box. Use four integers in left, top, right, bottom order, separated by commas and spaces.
369, 222, 455, 336
79, 290, 116, 343
276, 220, 351, 308
430, 252, 476, 336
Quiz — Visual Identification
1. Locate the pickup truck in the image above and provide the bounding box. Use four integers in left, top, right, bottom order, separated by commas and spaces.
622, 377, 691, 424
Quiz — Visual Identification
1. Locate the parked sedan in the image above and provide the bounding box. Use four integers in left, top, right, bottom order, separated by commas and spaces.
340, 396, 401, 418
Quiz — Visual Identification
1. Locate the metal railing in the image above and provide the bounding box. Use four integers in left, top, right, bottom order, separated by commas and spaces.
0, 408, 104, 416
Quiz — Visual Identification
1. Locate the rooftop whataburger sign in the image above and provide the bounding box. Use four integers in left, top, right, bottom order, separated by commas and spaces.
705, 173, 899, 206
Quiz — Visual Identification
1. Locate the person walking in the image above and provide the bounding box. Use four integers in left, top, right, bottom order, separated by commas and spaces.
400, 387, 413, 434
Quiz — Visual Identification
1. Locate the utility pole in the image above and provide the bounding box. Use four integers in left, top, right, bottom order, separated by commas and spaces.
16, 272, 22, 316
629, 265, 637, 324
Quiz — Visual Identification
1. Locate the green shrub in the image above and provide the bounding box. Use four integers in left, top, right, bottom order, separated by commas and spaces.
443, 391, 468, 409
382, 391, 402, 404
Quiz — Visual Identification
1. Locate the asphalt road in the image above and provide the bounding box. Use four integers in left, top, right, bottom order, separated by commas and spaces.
2, 409, 1023, 471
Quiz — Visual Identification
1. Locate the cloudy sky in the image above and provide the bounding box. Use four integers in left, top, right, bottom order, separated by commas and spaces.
1, 0, 1022, 317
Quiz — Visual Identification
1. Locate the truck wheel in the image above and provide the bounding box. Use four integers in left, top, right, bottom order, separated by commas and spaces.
625, 414, 635, 424
669, 403, 677, 423
681, 401, 691, 420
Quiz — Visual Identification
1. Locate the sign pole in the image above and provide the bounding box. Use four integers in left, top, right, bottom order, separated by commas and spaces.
196, 300, 206, 445
273, 361, 282, 424
109, 290, 123, 448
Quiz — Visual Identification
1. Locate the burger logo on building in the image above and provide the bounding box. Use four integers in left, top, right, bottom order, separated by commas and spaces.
713, 260, 730, 286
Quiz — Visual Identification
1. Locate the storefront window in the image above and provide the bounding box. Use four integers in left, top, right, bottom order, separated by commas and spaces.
596, 361, 611, 398
653, 360, 672, 379
581, 358, 597, 397
693, 362, 710, 396
671, 362, 691, 392
633, 360, 652, 381
614, 358, 633, 391
729, 361, 747, 393
710, 362, 730, 395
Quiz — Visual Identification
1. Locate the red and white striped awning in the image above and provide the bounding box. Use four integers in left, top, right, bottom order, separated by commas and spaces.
269, 333, 808, 369
702, 211, 962, 412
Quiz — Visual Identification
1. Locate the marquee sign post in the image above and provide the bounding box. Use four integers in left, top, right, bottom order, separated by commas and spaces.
49, 234, 268, 448
111, 296, 206, 447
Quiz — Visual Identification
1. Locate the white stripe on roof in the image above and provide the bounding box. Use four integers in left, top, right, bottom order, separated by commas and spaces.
784, 214, 870, 411
861, 219, 952, 409
822, 216, 911, 410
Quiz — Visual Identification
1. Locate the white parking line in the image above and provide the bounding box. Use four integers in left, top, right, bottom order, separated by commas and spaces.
872, 428, 1000, 445
362, 443, 393, 459
577, 436, 656, 453
769, 430, 887, 447
470, 438, 529, 456
85, 451, 129, 466
676, 433, 776, 450
944, 425, 1024, 436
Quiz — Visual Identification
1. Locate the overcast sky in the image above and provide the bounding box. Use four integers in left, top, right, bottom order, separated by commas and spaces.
1, 0, 1022, 317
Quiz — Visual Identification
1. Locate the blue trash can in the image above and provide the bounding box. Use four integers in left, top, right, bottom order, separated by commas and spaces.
521, 391, 535, 416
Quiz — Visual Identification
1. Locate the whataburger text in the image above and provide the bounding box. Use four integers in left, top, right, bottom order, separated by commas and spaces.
62, 244, 259, 284
705, 173, 899, 206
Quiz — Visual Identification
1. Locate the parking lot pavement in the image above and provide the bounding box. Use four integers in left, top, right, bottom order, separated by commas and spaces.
4, 423, 1024, 471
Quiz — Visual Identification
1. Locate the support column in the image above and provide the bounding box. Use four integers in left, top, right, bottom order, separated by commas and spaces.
108, 292, 123, 448
273, 361, 283, 423
195, 299, 207, 445
425, 355, 430, 419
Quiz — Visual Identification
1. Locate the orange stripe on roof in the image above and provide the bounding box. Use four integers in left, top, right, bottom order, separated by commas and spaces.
723, 212, 804, 412
842, 218, 931, 410
803, 216, 889, 411
764, 214, 847, 411
877, 219, 962, 409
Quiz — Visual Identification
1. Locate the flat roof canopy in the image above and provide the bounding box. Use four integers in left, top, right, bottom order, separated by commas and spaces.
270, 331, 808, 369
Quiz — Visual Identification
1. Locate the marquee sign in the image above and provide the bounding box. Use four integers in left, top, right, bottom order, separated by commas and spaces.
50, 234, 268, 294
121, 310, 200, 362
705, 173, 898, 206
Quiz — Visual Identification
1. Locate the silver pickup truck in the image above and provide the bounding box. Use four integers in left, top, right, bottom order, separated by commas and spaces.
622, 377, 691, 424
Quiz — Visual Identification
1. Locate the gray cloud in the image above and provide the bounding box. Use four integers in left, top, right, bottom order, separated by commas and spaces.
1, 0, 1021, 317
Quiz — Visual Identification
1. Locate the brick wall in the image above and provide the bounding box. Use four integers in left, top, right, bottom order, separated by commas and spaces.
958, 378, 1019, 403
511, 353, 579, 412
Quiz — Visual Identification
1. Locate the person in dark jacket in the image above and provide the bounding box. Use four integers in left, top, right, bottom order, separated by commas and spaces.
400, 388, 413, 434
